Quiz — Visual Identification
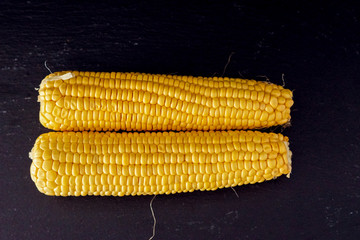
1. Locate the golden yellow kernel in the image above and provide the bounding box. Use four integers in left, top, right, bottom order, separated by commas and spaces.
267, 159, 276, 168
260, 111, 269, 121
285, 99, 294, 108
271, 89, 281, 97
42, 161, 53, 171
269, 96, 278, 108
265, 105, 274, 113
281, 89, 292, 98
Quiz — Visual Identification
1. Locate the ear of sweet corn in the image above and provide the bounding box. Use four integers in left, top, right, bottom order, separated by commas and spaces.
38, 71, 294, 132
29, 130, 292, 197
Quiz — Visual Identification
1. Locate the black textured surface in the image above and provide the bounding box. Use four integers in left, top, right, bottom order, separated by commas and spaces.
1, 1, 360, 239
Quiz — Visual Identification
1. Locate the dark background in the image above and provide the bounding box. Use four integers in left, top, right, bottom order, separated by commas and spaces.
1, 0, 359, 239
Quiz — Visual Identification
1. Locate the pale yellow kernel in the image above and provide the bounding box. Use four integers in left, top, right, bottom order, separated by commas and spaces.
52, 105, 61, 117
58, 163, 66, 175
46, 170, 57, 181
45, 101, 56, 113
42, 161, 53, 171
42, 149, 52, 160
65, 163, 72, 175
51, 161, 60, 172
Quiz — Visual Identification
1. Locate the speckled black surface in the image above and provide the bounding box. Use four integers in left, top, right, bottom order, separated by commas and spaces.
1, 1, 360, 239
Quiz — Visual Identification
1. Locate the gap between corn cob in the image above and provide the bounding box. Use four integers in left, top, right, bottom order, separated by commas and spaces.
29, 130, 292, 197
38, 71, 294, 132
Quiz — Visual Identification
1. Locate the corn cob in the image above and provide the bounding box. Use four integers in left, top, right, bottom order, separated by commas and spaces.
29, 130, 292, 197
38, 71, 294, 132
